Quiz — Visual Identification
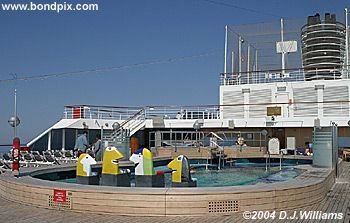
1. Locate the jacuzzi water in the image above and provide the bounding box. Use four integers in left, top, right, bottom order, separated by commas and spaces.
54, 165, 302, 187
191, 166, 300, 187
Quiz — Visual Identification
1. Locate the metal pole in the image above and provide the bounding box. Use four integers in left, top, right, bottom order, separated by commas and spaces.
231, 50, 234, 73
238, 36, 242, 84
48, 130, 52, 151
280, 155, 282, 170
247, 45, 250, 84
224, 25, 228, 74
345, 8, 349, 78
255, 49, 258, 71
14, 88, 17, 137
281, 18, 285, 77
238, 36, 242, 74
101, 126, 104, 162
62, 129, 66, 151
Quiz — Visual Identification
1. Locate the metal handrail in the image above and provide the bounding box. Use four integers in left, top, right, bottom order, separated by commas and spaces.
220, 66, 350, 86
110, 109, 145, 139
64, 105, 221, 121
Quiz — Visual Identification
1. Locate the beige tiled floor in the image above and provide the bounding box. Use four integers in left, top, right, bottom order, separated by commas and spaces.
0, 162, 349, 223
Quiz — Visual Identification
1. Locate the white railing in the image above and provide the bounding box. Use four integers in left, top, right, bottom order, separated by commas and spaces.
64, 105, 221, 121
221, 66, 350, 86
64, 105, 142, 120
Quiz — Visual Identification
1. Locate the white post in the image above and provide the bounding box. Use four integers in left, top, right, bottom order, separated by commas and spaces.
280, 18, 285, 77
247, 45, 250, 84
345, 8, 349, 78
238, 36, 242, 84
224, 25, 228, 74
238, 36, 242, 74
101, 126, 104, 162
14, 88, 17, 137
48, 130, 52, 151
62, 129, 66, 151
231, 50, 234, 73
255, 49, 258, 71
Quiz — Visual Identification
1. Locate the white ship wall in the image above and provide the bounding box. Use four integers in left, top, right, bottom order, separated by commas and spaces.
220, 79, 350, 127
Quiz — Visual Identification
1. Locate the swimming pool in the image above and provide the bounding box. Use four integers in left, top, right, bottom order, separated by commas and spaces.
47, 159, 305, 187
191, 166, 301, 187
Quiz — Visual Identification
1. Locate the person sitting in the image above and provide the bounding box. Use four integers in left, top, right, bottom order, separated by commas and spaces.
235, 134, 245, 146
304, 142, 312, 156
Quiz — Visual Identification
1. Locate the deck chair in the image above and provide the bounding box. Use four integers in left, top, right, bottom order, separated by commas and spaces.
44, 154, 60, 165
54, 151, 63, 158
43, 150, 52, 155
343, 148, 350, 161
33, 153, 46, 164
63, 150, 77, 162
31, 151, 40, 156
0, 159, 10, 168
3, 153, 12, 163
22, 153, 36, 167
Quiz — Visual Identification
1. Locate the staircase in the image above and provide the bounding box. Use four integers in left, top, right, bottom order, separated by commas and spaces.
103, 109, 146, 155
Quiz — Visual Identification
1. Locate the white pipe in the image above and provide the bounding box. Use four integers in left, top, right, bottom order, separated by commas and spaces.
224, 25, 228, 74
231, 50, 234, 73
14, 88, 17, 137
247, 45, 250, 84
238, 36, 242, 74
62, 129, 65, 151
345, 8, 349, 78
238, 36, 242, 84
281, 18, 285, 76
48, 130, 52, 151
255, 49, 258, 71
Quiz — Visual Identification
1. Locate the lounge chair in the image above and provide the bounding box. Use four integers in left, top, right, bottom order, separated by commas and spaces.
44, 154, 60, 165
54, 151, 63, 159
343, 148, 350, 161
3, 153, 12, 163
33, 153, 45, 163
0, 160, 10, 169
22, 152, 36, 167
63, 150, 77, 162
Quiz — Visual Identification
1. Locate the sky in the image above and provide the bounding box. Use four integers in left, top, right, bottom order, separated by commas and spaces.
0, 0, 348, 145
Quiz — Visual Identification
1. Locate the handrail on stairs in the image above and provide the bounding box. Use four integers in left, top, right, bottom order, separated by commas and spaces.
111, 108, 145, 139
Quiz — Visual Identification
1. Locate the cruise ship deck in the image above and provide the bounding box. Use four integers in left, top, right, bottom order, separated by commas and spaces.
1, 161, 349, 222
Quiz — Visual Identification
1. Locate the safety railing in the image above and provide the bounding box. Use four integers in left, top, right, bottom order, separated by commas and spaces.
220, 66, 350, 86
64, 105, 142, 120
148, 130, 267, 149
64, 105, 221, 121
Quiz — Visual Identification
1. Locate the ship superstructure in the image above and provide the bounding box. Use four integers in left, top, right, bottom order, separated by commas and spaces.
27, 11, 350, 154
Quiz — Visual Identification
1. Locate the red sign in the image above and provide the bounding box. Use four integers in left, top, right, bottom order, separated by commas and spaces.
53, 189, 67, 202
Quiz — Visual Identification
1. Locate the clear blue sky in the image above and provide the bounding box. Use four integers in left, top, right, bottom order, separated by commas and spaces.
0, 0, 348, 144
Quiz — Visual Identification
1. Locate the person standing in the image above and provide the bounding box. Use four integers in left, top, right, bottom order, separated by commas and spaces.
74, 131, 89, 157
93, 134, 102, 161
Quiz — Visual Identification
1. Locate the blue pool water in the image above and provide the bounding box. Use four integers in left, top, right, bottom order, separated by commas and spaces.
191, 166, 300, 187
55, 165, 302, 187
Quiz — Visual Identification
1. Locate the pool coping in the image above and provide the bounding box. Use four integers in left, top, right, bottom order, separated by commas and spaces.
0, 161, 336, 216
